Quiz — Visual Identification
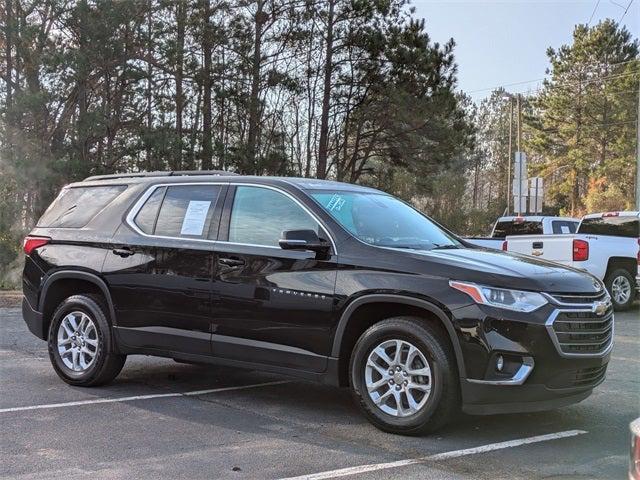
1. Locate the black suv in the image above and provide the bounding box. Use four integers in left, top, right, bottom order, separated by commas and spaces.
22, 172, 613, 435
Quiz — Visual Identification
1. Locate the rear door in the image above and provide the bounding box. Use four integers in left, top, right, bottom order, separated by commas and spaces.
209, 184, 338, 372
104, 182, 227, 356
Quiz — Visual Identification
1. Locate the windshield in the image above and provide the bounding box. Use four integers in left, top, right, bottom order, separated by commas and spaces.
311, 191, 461, 250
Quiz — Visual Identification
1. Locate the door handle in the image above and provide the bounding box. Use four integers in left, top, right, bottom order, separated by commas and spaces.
112, 247, 135, 258
218, 257, 245, 267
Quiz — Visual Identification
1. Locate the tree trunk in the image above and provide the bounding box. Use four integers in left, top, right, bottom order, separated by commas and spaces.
316, 0, 335, 179
201, 0, 213, 170
174, 1, 186, 170
246, 0, 265, 174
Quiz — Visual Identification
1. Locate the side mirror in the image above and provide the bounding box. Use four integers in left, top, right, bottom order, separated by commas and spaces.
279, 229, 330, 254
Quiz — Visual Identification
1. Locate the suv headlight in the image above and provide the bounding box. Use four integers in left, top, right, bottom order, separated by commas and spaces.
449, 281, 548, 312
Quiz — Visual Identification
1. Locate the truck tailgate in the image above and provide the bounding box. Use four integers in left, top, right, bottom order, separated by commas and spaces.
506, 234, 575, 262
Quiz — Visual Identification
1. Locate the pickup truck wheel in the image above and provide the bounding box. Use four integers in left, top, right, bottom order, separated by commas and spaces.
605, 269, 635, 311
48, 294, 126, 386
349, 316, 458, 435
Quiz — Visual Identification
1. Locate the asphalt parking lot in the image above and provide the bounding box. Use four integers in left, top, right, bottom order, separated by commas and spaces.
1, 295, 638, 480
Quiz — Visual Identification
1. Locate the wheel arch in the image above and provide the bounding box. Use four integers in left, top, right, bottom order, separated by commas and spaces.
331, 294, 466, 387
605, 256, 636, 278
39, 270, 117, 339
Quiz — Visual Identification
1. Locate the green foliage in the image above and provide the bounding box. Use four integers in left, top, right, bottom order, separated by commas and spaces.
528, 20, 639, 216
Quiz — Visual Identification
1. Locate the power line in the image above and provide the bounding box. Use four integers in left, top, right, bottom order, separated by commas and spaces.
587, 0, 601, 25
619, 0, 635, 22
468, 67, 639, 95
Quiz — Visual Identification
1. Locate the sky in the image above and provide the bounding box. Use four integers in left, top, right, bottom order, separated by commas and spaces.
412, 0, 640, 102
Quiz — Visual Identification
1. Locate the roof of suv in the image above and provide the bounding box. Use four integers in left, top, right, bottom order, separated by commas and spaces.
77, 171, 382, 193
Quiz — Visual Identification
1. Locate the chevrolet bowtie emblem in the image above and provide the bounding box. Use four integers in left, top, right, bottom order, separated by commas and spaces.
592, 300, 610, 316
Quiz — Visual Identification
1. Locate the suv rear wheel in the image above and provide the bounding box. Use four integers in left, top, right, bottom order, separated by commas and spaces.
349, 316, 458, 435
48, 294, 126, 386
605, 268, 635, 311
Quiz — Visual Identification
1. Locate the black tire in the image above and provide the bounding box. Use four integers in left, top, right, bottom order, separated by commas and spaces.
48, 294, 126, 386
349, 316, 459, 435
605, 268, 635, 311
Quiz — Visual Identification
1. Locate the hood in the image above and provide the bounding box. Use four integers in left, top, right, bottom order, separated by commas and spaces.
401, 247, 602, 294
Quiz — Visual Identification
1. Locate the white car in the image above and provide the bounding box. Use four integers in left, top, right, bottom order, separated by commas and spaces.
465, 215, 580, 250
505, 211, 639, 310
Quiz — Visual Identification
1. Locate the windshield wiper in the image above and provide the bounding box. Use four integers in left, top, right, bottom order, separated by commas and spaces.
431, 244, 459, 250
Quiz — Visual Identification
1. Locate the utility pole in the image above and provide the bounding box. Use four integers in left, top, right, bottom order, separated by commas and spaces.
636, 79, 640, 210
507, 99, 514, 215
517, 94, 523, 216
517, 94, 522, 154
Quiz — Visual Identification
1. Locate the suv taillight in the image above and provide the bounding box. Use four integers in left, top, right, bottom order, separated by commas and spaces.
637, 238, 640, 266
23, 236, 50, 255
572, 239, 589, 261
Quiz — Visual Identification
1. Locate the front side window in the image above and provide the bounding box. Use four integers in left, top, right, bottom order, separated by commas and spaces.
139, 185, 221, 239
311, 191, 460, 250
229, 186, 319, 247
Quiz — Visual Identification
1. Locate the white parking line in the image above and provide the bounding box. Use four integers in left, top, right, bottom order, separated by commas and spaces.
0, 380, 289, 413
279, 430, 588, 480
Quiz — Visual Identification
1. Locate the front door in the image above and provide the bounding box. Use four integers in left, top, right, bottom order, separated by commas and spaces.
210, 185, 338, 372
104, 183, 226, 356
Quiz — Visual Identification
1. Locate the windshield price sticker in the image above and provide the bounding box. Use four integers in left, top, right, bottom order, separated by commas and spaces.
180, 200, 211, 236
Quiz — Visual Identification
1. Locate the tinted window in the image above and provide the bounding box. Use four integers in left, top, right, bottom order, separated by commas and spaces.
492, 221, 543, 238
229, 186, 319, 247
38, 185, 127, 228
134, 187, 166, 234
552, 221, 578, 234
154, 185, 221, 238
311, 191, 460, 250
578, 216, 639, 238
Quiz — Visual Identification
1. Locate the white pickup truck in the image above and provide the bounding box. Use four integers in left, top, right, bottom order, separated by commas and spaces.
465, 216, 580, 250
505, 211, 639, 310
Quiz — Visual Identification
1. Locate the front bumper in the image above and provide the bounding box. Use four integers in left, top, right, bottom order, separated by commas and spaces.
22, 296, 46, 340
453, 294, 612, 415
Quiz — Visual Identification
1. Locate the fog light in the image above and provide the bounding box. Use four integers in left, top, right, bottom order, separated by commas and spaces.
496, 355, 504, 372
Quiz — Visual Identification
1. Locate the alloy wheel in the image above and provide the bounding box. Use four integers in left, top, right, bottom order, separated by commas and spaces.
364, 339, 432, 417
611, 275, 631, 305
57, 311, 99, 372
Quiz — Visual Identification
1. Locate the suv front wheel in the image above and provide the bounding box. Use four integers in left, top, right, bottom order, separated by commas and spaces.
48, 294, 126, 386
349, 316, 459, 435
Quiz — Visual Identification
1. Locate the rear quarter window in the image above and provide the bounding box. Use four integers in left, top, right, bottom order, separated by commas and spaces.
492, 221, 543, 238
578, 216, 639, 238
37, 185, 127, 228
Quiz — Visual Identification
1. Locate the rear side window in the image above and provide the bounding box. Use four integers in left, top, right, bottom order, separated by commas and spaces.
552, 221, 578, 234
578, 216, 639, 238
134, 187, 166, 234
38, 185, 127, 228
151, 185, 222, 239
492, 220, 543, 238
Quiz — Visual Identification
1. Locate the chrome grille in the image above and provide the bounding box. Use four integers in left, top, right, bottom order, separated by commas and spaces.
548, 290, 608, 305
548, 306, 614, 356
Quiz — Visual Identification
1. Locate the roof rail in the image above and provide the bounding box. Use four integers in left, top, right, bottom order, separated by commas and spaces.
83, 170, 238, 181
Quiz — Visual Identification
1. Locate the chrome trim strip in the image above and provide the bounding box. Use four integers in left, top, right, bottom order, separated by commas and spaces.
125, 181, 338, 254
542, 291, 608, 308
545, 307, 614, 358
467, 357, 534, 386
